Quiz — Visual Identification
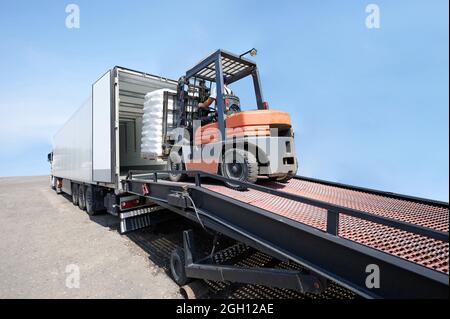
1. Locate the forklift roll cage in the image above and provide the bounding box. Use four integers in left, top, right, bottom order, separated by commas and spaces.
182, 49, 266, 140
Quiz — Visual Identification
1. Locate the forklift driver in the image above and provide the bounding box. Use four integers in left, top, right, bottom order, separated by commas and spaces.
198, 77, 237, 125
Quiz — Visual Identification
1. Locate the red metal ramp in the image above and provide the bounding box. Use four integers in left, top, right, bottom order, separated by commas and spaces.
205, 177, 449, 274
125, 171, 449, 298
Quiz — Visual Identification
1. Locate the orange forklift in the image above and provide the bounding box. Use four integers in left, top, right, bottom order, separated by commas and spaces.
166, 49, 297, 189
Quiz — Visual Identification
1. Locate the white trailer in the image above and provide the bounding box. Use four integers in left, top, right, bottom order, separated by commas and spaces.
49, 66, 177, 224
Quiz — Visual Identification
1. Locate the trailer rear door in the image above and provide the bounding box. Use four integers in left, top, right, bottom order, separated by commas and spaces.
92, 70, 114, 183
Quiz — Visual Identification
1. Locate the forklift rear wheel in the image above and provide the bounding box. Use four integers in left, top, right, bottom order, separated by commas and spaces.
170, 247, 191, 286
168, 153, 187, 182
222, 149, 258, 190
278, 172, 295, 183
269, 173, 294, 183
72, 184, 79, 206
269, 175, 286, 182
78, 185, 86, 210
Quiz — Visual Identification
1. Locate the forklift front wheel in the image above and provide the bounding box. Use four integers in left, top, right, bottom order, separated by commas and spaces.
221, 149, 258, 190
168, 153, 186, 182
170, 247, 191, 286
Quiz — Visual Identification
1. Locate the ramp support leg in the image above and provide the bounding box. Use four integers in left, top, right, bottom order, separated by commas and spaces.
180, 230, 327, 294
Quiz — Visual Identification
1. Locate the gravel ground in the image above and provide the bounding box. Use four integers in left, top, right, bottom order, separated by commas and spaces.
0, 175, 181, 299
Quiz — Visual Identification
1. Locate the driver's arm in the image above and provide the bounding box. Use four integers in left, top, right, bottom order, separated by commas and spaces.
198, 97, 214, 109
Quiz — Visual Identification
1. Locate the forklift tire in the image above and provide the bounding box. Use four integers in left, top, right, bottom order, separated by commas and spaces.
221, 149, 258, 190
85, 185, 96, 216
279, 162, 298, 183
170, 247, 191, 286
168, 153, 187, 182
72, 184, 79, 206
269, 173, 293, 183
78, 185, 86, 210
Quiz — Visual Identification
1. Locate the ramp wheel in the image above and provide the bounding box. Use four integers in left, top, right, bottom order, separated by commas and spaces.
170, 247, 191, 286
72, 184, 79, 206
78, 185, 86, 210
222, 149, 258, 190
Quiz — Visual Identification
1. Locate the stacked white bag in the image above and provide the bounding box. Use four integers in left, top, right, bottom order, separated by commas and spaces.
141, 89, 176, 159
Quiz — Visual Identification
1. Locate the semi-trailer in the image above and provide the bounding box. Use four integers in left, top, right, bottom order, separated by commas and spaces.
49, 66, 178, 216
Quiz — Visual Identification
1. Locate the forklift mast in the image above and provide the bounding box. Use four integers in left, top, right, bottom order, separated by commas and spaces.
176, 49, 266, 140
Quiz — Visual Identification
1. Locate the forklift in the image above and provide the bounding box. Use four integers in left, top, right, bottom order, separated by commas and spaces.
165, 49, 297, 189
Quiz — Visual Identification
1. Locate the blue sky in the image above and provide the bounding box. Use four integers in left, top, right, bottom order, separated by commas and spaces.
0, 0, 448, 201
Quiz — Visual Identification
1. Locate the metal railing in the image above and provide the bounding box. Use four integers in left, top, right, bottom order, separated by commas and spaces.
127, 170, 449, 243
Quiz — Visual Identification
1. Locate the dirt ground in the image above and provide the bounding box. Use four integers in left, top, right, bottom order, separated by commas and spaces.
0, 175, 181, 299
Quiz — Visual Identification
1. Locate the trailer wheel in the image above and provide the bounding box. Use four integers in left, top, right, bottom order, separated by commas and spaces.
170, 247, 191, 286
221, 149, 258, 190
85, 185, 96, 216
78, 185, 86, 210
72, 184, 79, 206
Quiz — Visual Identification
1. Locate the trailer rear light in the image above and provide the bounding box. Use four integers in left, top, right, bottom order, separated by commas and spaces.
142, 183, 150, 195
121, 199, 140, 210
263, 101, 269, 109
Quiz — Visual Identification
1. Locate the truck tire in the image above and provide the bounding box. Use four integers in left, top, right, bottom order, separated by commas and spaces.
168, 152, 186, 182
170, 247, 191, 286
72, 184, 79, 206
221, 149, 258, 190
85, 185, 97, 216
78, 185, 86, 210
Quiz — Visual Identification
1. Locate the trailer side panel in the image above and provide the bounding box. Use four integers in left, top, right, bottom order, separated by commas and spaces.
93, 70, 114, 183
52, 96, 93, 183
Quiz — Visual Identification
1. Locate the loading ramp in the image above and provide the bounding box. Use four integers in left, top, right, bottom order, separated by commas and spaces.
123, 171, 449, 299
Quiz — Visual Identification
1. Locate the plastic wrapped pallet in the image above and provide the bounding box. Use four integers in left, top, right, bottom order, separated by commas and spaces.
141, 89, 176, 159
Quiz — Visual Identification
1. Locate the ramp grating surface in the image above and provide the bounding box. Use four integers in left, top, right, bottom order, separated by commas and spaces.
204, 178, 449, 274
